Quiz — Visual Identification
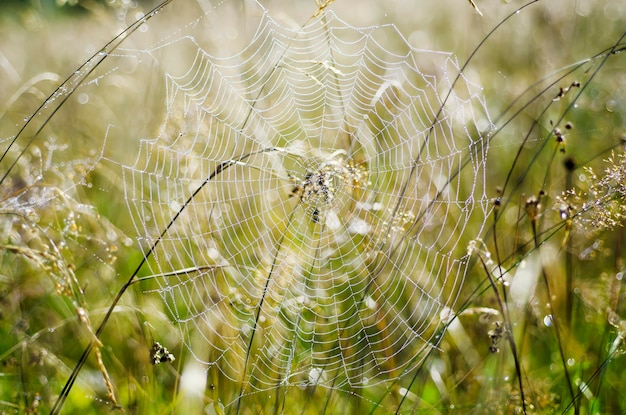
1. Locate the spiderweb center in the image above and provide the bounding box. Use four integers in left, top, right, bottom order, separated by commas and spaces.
290, 150, 368, 224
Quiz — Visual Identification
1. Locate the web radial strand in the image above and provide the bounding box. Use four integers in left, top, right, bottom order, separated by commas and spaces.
126, 4, 491, 396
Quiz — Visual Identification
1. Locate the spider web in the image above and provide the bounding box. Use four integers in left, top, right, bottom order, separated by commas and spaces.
110, 1, 493, 404
109, 1, 493, 405
5, 0, 492, 409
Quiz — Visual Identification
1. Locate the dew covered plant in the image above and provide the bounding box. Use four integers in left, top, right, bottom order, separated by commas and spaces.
0, 0, 625, 414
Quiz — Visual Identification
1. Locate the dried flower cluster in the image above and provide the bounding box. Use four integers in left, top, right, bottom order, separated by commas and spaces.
561, 152, 626, 232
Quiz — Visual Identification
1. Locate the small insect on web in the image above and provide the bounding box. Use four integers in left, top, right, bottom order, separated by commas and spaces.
151, 342, 176, 365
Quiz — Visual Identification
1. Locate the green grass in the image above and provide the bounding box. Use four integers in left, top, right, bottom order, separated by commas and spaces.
0, 0, 625, 414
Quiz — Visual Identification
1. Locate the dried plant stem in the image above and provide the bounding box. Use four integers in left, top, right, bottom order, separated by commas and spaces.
477, 252, 527, 415
529, 215, 578, 414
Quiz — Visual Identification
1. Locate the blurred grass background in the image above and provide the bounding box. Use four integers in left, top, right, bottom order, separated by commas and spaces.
0, 0, 625, 413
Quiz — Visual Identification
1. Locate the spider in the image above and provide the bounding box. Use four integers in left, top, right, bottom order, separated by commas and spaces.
288, 169, 335, 224
286, 151, 367, 224
288, 170, 334, 205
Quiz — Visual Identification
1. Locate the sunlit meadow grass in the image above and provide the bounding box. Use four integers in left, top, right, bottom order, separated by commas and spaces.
0, 0, 625, 414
